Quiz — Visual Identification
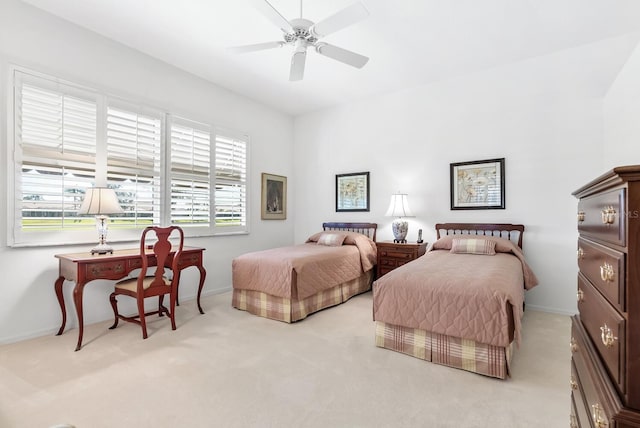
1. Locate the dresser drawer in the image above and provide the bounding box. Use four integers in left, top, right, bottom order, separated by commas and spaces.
578, 237, 626, 311
577, 274, 626, 394
571, 360, 590, 427
577, 188, 626, 247
571, 317, 616, 428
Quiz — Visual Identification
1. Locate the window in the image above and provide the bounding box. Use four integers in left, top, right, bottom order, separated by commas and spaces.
9, 68, 249, 247
214, 129, 248, 231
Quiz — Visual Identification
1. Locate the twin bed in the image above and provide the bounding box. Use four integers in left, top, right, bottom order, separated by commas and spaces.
232, 222, 538, 379
373, 223, 538, 379
232, 222, 378, 323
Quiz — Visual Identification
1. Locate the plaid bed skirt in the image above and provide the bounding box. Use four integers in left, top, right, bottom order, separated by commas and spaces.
232, 270, 373, 323
375, 321, 514, 379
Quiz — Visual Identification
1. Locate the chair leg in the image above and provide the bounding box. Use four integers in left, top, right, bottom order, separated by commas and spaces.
169, 288, 177, 331
137, 297, 148, 339
158, 295, 165, 317
109, 293, 119, 330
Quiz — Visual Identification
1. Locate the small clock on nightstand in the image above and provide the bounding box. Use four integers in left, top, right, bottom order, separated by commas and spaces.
376, 241, 427, 278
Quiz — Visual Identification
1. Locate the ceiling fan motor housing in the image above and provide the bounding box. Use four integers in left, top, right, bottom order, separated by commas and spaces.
284, 19, 317, 45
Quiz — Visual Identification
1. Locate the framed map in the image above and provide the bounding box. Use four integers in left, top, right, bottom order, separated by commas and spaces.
450, 158, 505, 210
336, 172, 370, 212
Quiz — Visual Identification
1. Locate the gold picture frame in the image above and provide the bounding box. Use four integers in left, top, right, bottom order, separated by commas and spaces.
261, 173, 287, 220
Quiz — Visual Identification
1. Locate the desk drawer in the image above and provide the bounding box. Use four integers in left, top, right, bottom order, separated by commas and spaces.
577, 274, 625, 395
577, 188, 626, 247
578, 237, 625, 311
178, 251, 202, 268
85, 261, 126, 280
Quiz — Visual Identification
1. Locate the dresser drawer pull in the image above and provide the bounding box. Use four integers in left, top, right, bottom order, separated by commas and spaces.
577, 247, 584, 260
599, 262, 615, 282
569, 376, 578, 391
570, 414, 578, 428
601, 206, 616, 225
570, 337, 578, 353
577, 288, 584, 303
591, 403, 608, 428
577, 211, 585, 222
600, 324, 618, 348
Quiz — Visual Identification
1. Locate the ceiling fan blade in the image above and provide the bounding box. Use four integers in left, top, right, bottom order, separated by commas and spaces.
289, 51, 307, 81
249, 0, 293, 33
228, 41, 285, 54
315, 43, 369, 68
311, 2, 369, 38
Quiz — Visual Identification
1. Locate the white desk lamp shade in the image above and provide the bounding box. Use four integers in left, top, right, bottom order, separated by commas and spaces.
78, 187, 124, 215
385, 193, 413, 243
78, 188, 123, 254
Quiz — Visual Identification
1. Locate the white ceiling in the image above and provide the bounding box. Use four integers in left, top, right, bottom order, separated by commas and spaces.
20, 0, 640, 116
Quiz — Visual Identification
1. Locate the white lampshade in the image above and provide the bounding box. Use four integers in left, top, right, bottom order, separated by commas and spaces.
78, 187, 124, 215
385, 193, 414, 218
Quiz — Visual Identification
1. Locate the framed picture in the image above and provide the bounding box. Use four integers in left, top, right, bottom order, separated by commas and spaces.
336, 171, 370, 212
261, 173, 287, 220
450, 158, 505, 210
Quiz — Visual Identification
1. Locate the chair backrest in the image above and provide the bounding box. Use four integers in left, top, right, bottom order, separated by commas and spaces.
138, 226, 185, 291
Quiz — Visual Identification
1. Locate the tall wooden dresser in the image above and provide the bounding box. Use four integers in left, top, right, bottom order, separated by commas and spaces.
571, 166, 640, 427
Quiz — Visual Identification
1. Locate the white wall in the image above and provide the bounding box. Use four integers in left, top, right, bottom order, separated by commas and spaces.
292, 39, 633, 315
604, 41, 640, 167
0, 0, 294, 343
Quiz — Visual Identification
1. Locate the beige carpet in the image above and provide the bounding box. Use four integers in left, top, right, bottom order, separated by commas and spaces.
0, 291, 570, 428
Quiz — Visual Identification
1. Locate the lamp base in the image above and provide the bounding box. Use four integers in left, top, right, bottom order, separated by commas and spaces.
90, 243, 114, 255
391, 218, 409, 244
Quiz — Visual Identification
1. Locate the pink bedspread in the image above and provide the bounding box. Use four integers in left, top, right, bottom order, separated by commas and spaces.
373, 237, 538, 347
232, 233, 377, 300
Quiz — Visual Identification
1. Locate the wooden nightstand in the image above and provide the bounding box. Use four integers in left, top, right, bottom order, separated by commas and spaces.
376, 241, 427, 278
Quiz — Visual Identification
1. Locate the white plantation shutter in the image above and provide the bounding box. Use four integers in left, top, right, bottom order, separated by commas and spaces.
10, 67, 250, 246
214, 130, 248, 232
16, 72, 97, 233
106, 106, 162, 228
170, 118, 211, 227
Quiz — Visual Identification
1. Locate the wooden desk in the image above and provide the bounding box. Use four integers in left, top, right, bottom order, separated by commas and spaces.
54, 246, 206, 351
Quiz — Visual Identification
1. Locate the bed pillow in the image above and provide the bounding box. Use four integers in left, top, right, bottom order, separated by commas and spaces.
450, 238, 496, 255
316, 232, 349, 247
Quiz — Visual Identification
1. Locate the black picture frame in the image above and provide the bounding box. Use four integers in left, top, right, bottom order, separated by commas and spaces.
450, 158, 505, 210
261, 173, 287, 220
336, 171, 370, 212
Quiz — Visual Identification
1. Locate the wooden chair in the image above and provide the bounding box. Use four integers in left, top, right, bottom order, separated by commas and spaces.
109, 226, 184, 339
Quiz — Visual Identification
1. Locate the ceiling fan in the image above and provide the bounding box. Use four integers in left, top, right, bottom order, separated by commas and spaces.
230, 0, 370, 81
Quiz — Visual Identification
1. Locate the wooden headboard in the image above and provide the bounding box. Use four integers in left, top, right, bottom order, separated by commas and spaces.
435, 223, 525, 249
323, 222, 378, 242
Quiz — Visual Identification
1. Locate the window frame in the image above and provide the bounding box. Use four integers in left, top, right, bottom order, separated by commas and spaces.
7, 65, 250, 248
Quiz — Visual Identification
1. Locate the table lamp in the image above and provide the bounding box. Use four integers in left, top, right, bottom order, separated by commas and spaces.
78, 187, 124, 254
385, 193, 414, 243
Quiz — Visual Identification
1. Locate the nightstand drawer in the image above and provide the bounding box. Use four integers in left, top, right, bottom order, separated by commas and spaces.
379, 249, 415, 260
376, 241, 427, 278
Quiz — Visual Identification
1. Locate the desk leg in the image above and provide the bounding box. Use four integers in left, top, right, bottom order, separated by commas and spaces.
54, 276, 67, 336
196, 265, 206, 314
72, 282, 87, 351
